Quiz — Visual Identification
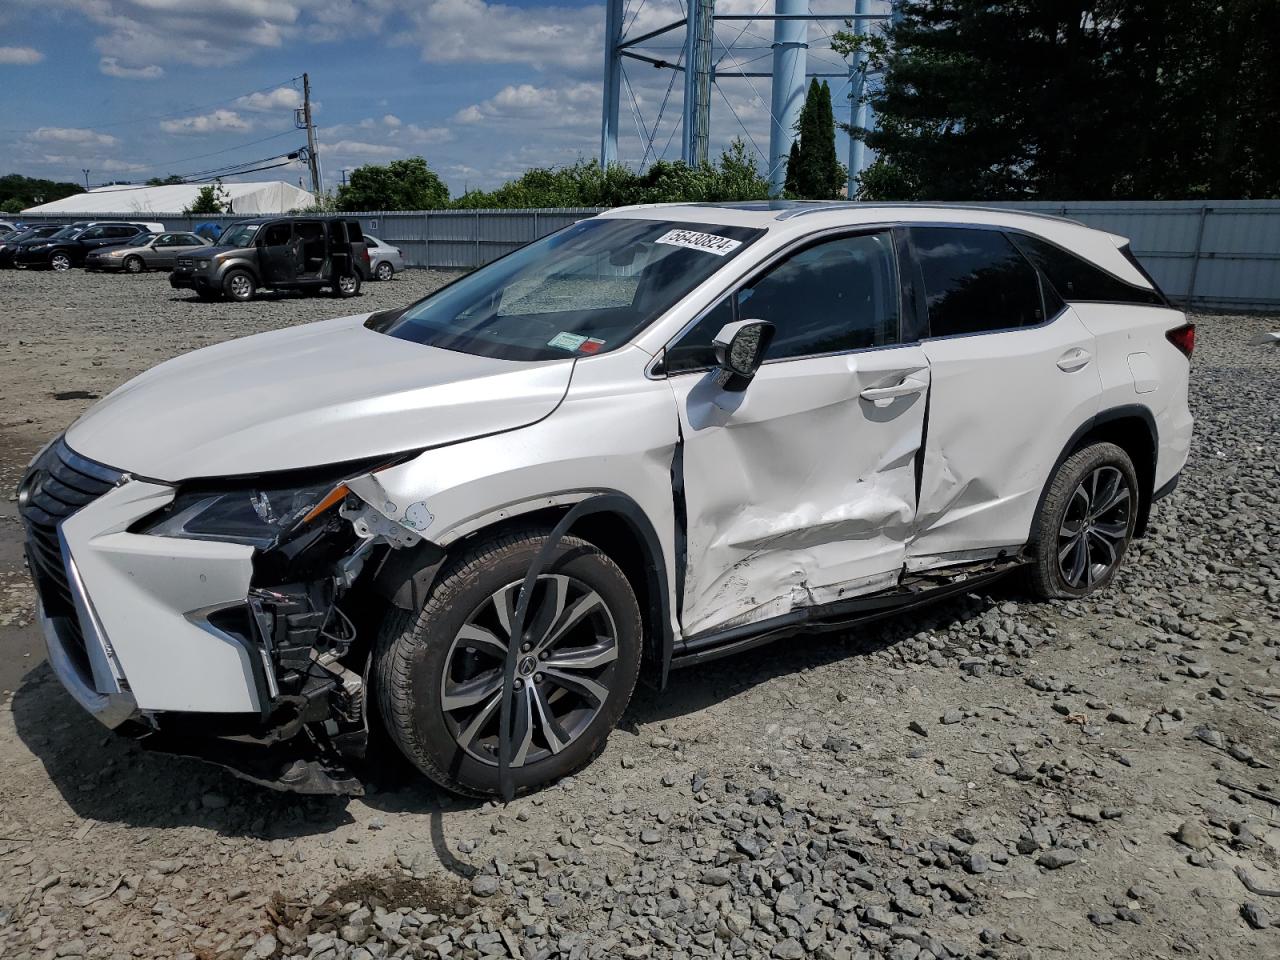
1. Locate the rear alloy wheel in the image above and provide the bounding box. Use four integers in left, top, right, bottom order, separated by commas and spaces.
375, 529, 641, 796
1028, 442, 1139, 599
333, 272, 361, 297
50, 252, 71, 272
124, 255, 144, 274
375, 261, 394, 281
224, 270, 256, 302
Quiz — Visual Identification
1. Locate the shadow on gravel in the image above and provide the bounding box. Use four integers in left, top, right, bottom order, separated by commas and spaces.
10, 579, 1016, 866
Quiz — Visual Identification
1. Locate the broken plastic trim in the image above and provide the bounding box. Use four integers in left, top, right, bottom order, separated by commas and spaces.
670, 558, 1024, 670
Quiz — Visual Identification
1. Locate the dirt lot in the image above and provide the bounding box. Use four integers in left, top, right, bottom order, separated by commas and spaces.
1, 268, 1278, 960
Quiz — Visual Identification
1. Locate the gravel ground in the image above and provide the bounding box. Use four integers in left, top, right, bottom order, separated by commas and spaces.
1, 269, 1278, 960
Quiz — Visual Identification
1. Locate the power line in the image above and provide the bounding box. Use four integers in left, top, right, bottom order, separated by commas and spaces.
117, 130, 301, 176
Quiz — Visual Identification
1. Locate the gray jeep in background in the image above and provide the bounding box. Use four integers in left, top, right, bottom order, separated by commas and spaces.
169, 216, 370, 301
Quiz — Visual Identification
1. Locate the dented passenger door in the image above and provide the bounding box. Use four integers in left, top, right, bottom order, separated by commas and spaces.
663, 230, 929, 638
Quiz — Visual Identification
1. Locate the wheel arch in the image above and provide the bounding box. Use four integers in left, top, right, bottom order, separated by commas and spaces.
1028, 404, 1159, 544
367, 492, 675, 686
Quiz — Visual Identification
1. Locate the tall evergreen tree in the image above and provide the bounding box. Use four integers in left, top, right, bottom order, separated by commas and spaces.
834, 0, 1280, 200
785, 79, 847, 199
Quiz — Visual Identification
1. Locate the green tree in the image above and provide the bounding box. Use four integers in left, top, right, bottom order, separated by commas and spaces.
146, 174, 186, 186
833, 0, 1280, 200
183, 179, 230, 215
0, 173, 84, 210
784, 79, 846, 199
336, 157, 450, 211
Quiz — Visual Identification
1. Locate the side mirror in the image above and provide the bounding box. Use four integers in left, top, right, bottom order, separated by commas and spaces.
712, 319, 775, 392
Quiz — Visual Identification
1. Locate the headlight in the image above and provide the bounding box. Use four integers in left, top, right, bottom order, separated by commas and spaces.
108, 249, 125, 257
29, 243, 49, 250
139, 481, 348, 548
197, 259, 211, 269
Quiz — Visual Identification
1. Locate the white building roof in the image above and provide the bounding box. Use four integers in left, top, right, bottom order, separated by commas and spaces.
22, 181, 315, 215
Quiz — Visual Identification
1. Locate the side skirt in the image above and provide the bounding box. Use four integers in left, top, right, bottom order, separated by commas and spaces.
669, 558, 1025, 670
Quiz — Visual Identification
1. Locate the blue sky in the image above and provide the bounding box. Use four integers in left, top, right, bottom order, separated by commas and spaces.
0, 1, 886, 195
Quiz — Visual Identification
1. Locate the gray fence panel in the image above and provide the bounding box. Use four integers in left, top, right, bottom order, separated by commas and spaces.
12, 202, 1278, 310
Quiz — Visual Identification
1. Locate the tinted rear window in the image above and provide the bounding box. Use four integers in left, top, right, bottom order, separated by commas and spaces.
1010, 233, 1165, 305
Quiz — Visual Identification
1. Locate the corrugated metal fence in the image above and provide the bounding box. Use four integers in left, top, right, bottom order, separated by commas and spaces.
15, 200, 1279, 311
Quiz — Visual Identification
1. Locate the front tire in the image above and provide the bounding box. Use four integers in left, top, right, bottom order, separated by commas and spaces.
374, 529, 642, 797
223, 269, 256, 302
50, 252, 72, 272
1027, 442, 1139, 599
333, 272, 361, 297
124, 255, 144, 274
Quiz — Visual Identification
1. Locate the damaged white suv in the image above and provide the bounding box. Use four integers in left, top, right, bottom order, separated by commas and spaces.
20, 202, 1194, 797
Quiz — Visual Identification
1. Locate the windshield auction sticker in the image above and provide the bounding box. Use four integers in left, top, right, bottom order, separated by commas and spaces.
655, 229, 743, 256
548, 332, 589, 352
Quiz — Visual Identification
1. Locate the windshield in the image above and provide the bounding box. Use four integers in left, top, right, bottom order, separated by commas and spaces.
218, 223, 260, 248
124, 233, 156, 247
368, 218, 762, 361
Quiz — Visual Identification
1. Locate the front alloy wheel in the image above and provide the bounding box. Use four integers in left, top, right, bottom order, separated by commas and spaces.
50, 253, 71, 272
124, 255, 144, 274
375, 529, 641, 796
1028, 441, 1139, 599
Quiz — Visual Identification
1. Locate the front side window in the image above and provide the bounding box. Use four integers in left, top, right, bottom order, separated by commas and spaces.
665, 231, 900, 373
368, 218, 762, 361
261, 222, 291, 246
911, 227, 1044, 337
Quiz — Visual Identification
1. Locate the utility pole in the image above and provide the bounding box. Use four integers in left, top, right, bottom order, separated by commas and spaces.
302, 72, 322, 195
82, 169, 90, 190
341, 168, 349, 187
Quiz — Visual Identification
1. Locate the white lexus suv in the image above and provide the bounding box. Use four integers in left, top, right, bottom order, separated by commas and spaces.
19, 202, 1194, 797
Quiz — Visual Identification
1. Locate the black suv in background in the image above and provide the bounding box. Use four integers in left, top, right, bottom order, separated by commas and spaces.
0, 223, 68, 268
13, 222, 152, 271
169, 217, 370, 301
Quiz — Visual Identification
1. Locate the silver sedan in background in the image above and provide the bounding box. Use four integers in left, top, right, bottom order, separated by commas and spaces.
364, 234, 405, 280
85, 231, 211, 273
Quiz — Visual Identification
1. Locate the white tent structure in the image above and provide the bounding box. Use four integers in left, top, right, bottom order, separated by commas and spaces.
22, 181, 315, 215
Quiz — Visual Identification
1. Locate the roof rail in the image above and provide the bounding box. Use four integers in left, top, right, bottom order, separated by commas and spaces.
775, 201, 1085, 227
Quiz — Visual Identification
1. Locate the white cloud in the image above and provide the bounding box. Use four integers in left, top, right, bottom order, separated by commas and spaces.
453, 82, 600, 130
27, 127, 121, 147
38, 154, 148, 173
322, 139, 405, 158
160, 109, 253, 134
237, 85, 303, 111
0, 46, 44, 65
400, 0, 605, 72
98, 57, 164, 78
405, 123, 452, 144
382, 114, 401, 127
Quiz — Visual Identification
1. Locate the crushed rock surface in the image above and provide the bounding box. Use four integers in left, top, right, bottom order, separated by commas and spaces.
1, 269, 1278, 959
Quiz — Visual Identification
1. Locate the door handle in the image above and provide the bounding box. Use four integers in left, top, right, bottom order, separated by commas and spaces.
860, 376, 928, 402
1056, 347, 1092, 372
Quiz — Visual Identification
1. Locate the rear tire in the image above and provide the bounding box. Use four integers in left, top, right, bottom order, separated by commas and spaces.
1027, 442, 1139, 599
374, 529, 642, 797
375, 261, 393, 281
50, 252, 71, 272
223, 269, 255, 302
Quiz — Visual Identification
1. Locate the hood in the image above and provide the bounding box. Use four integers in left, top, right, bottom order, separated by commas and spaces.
65, 314, 575, 482
187, 244, 239, 258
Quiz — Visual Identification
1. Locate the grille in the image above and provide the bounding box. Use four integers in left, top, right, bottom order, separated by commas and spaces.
19, 439, 122, 677
175, 257, 193, 271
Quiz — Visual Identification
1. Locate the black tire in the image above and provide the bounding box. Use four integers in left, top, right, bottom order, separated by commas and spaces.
1027, 442, 1139, 599
50, 252, 72, 272
223, 269, 256, 302
124, 255, 144, 274
374, 529, 642, 797
375, 261, 393, 281
333, 272, 361, 297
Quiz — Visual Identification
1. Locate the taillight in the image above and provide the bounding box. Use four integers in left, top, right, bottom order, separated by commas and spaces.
362, 247, 370, 265
1166, 323, 1195, 359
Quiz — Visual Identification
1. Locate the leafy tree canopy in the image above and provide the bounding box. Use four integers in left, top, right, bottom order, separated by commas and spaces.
336, 157, 450, 211
0, 173, 84, 211
183, 179, 231, 215
833, 0, 1280, 200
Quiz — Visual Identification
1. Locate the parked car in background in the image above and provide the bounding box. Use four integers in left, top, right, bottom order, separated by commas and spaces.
18, 202, 1193, 798
364, 235, 405, 280
169, 216, 369, 301
0, 219, 21, 235
14, 221, 152, 271
0, 223, 69, 268
86, 231, 211, 273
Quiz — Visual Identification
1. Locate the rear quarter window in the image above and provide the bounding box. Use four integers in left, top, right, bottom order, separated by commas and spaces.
1010, 232, 1166, 305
